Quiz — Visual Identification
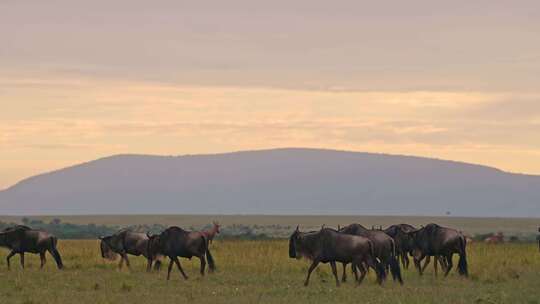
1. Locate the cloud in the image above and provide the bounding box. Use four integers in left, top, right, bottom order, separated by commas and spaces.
1, 76, 540, 188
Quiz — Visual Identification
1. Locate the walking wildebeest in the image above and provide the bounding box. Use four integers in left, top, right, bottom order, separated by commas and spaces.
386, 224, 448, 276
289, 226, 385, 287
407, 223, 468, 277
339, 223, 403, 284
0, 225, 63, 269
201, 221, 220, 244
147, 226, 215, 280
99, 229, 162, 271
384, 224, 416, 269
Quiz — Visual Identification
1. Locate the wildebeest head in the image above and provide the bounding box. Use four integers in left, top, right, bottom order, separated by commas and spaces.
147, 234, 162, 259
288, 226, 304, 259
99, 236, 118, 260
288, 226, 318, 260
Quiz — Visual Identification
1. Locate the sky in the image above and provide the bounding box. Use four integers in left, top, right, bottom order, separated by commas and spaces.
1, 1, 540, 189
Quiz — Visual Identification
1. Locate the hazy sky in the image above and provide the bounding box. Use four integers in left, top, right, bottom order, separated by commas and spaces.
1, 1, 540, 189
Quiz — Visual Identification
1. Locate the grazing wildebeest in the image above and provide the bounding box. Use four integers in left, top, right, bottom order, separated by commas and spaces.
289, 226, 385, 287
99, 229, 162, 271
339, 223, 403, 284
384, 224, 416, 269
0, 225, 63, 269
407, 223, 468, 277
201, 221, 220, 244
147, 226, 215, 280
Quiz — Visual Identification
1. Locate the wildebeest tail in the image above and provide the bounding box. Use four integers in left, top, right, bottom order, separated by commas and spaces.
368, 241, 376, 261
201, 235, 216, 272
50, 236, 64, 269
388, 239, 403, 284
457, 235, 468, 277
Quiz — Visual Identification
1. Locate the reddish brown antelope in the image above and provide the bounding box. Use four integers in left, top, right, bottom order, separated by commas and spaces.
201, 221, 221, 244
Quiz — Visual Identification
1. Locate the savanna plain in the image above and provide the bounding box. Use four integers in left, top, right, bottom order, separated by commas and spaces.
0, 216, 539, 304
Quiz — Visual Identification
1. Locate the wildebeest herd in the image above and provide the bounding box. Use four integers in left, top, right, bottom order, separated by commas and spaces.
0, 221, 470, 286
289, 223, 468, 287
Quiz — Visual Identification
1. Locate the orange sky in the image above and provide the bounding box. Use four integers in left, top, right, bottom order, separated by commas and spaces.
1, 1, 540, 188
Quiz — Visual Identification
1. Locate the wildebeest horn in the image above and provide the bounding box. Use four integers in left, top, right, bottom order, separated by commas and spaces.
295, 225, 299, 231
337, 225, 341, 230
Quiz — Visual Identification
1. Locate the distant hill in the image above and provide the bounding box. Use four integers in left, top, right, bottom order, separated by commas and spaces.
1, 148, 539, 217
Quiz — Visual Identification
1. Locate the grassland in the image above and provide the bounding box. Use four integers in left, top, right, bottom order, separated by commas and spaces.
1, 214, 538, 236
0, 240, 539, 304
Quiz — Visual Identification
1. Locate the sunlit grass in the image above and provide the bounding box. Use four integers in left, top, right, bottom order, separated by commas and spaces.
0, 240, 538, 303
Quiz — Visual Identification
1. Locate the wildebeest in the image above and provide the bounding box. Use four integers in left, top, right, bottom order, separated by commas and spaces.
99, 229, 162, 271
339, 223, 403, 284
384, 224, 416, 269
0, 225, 63, 269
289, 226, 385, 287
201, 221, 220, 244
147, 226, 215, 280
407, 223, 468, 277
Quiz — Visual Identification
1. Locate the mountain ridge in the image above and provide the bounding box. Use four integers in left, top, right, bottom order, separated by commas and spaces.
1, 148, 539, 217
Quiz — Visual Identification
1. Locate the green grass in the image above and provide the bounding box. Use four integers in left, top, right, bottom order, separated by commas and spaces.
0, 240, 539, 303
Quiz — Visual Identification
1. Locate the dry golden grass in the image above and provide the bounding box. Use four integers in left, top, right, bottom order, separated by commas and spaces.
0, 240, 539, 304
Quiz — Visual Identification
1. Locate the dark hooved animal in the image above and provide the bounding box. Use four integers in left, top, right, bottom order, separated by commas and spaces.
407, 223, 468, 277
99, 230, 162, 272
147, 226, 215, 280
0, 225, 63, 270
339, 223, 403, 284
384, 224, 416, 269
289, 226, 385, 287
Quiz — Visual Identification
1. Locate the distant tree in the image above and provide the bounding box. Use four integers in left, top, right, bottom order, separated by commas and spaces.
21, 217, 30, 225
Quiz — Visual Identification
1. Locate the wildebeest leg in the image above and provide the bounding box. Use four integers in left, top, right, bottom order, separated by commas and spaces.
40, 252, 46, 269
153, 260, 162, 271
118, 255, 124, 269
19, 253, 25, 269
341, 263, 347, 282
444, 254, 453, 277
304, 260, 320, 287
199, 256, 206, 276
421, 255, 431, 273
403, 253, 410, 269
173, 257, 188, 280
166, 258, 174, 280
351, 262, 359, 282
330, 261, 340, 287
6, 251, 17, 270
413, 252, 425, 275
146, 258, 152, 272
365, 256, 384, 285
123, 253, 131, 269
356, 263, 367, 285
